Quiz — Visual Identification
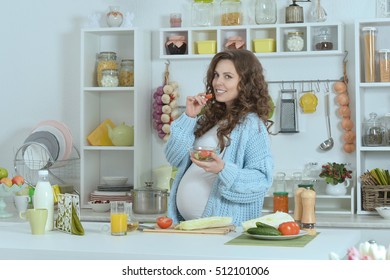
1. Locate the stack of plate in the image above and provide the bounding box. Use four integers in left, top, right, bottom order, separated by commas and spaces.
22, 120, 73, 170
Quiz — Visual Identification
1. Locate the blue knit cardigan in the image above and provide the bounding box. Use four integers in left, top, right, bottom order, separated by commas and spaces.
164, 112, 274, 226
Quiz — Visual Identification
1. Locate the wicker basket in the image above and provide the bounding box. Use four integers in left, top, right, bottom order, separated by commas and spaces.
362, 185, 390, 211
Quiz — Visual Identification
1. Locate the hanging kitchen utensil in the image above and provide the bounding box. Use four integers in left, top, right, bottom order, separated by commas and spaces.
319, 92, 334, 151
299, 82, 318, 113
279, 89, 299, 133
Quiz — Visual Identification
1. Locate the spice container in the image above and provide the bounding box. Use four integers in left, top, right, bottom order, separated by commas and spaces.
286, 31, 304, 51
170, 13, 182, 27
362, 112, 385, 146
314, 27, 334, 51
362, 27, 377, 82
379, 49, 390, 82
191, 0, 214, 27
101, 69, 119, 87
220, 0, 242, 26
273, 172, 288, 213
96, 51, 118, 87
166, 35, 187, 55
119, 59, 134, 87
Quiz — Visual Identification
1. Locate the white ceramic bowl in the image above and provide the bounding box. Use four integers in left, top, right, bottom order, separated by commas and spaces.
88, 200, 111, 213
102, 176, 128, 185
375, 207, 390, 219
189, 146, 218, 162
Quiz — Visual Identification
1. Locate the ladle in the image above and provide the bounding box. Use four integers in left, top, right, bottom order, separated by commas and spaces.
319, 93, 334, 151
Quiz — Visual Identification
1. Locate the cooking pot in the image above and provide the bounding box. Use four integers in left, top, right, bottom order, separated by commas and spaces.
131, 182, 168, 215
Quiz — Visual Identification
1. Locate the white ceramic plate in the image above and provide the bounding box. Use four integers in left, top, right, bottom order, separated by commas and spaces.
32, 125, 66, 162
244, 230, 308, 240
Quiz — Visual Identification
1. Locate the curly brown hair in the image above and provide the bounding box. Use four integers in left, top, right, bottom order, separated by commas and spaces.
194, 49, 273, 150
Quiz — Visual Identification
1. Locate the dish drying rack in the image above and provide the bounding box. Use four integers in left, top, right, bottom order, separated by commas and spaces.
13, 142, 80, 193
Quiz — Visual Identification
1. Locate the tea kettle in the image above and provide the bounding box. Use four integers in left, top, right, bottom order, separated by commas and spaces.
106, 122, 134, 146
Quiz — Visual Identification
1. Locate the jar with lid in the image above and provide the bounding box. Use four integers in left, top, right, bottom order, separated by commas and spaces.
273, 172, 288, 213
286, 31, 304, 51
314, 27, 334, 51
220, 0, 242, 26
166, 35, 187, 55
106, 6, 123, 27
362, 27, 377, 83
285, 1, 304, 23
96, 51, 118, 87
379, 49, 390, 82
191, 0, 214, 27
380, 113, 390, 145
101, 69, 119, 87
362, 112, 385, 146
119, 59, 134, 87
255, 0, 277, 24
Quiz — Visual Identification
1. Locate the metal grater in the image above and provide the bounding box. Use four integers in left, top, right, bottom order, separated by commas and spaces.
279, 89, 299, 133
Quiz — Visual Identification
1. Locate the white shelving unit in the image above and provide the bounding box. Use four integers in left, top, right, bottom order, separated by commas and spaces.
355, 19, 390, 215
262, 178, 355, 215
80, 28, 152, 208
159, 22, 344, 59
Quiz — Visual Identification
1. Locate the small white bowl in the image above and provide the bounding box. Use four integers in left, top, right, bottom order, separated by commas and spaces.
102, 176, 128, 185
375, 207, 390, 219
88, 200, 111, 213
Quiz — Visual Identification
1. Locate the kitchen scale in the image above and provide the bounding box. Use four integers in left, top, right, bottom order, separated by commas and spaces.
279, 89, 299, 133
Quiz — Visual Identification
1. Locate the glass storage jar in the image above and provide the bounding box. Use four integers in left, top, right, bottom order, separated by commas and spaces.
380, 112, 390, 145
191, 0, 214, 26
379, 49, 390, 82
166, 35, 187, 55
362, 112, 386, 146
220, 0, 242, 26
273, 172, 288, 213
314, 27, 334, 51
101, 69, 119, 87
255, 0, 277, 24
119, 59, 134, 87
286, 31, 304, 51
96, 51, 117, 87
362, 27, 377, 83
106, 6, 123, 27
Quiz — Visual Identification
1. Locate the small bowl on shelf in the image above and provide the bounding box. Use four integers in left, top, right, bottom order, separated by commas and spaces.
88, 200, 111, 213
189, 146, 219, 162
375, 207, 390, 219
102, 176, 128, 186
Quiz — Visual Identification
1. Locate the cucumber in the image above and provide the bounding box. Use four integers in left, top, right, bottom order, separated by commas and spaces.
256, 222, 277, 229
247, 227, 281, 236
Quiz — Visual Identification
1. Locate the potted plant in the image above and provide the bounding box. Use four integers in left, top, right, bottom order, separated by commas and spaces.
319, 162, 353, 196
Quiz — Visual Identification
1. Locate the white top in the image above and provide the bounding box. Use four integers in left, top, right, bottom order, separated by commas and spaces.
176, 125, 219, 220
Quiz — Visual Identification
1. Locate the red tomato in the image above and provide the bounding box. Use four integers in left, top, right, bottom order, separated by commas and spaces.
156, 216, 173, 229
278, 221, 300, 236
205, 93, 213, 100
199, 150, 212, 159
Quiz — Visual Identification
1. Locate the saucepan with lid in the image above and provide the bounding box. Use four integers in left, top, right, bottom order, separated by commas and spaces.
131, 182, 168, 215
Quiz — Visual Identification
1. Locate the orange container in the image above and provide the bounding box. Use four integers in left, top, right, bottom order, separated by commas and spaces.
273, 192, 289, 213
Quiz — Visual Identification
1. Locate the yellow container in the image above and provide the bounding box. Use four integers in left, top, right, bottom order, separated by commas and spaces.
253, 38, 276, 53
196, 40, 217, 54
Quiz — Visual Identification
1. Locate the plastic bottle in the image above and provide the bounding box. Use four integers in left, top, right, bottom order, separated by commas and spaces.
33, 169, 54, 231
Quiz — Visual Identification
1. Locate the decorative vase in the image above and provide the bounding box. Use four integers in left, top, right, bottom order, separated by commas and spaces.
325, 180, 350, 196
106, 6, 123, 27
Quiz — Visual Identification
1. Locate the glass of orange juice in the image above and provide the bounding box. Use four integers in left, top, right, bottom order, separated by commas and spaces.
110, 201, 128, 236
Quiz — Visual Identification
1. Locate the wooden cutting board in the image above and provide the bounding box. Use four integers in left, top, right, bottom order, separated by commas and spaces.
142, 225, 236, 235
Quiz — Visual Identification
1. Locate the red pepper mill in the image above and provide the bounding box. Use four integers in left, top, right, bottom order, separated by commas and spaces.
300, 188, 316, 236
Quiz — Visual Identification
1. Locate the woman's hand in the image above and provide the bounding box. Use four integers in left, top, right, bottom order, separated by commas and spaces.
185, 93, 208, 118
190, 152, 224, 174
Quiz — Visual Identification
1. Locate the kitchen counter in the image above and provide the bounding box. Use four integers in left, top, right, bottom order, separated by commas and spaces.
1, 213, 390, 260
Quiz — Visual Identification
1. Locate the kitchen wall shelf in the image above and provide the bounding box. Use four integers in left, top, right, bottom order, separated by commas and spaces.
80, 27, 152, 208
355, 19, 390, 215
159, 22, 344, 59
